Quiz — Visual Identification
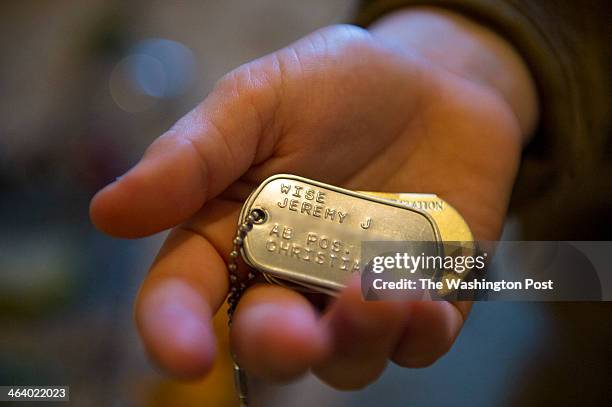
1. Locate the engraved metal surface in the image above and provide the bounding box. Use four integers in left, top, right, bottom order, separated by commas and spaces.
363, 192, 473, 242
365, 192, 476, 295
239, 175, 440, 292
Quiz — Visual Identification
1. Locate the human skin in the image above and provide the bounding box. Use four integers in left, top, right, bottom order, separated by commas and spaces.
90, 7, 538, 389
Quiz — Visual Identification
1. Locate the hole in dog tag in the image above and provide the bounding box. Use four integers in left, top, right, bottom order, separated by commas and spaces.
238, 174, 440, 292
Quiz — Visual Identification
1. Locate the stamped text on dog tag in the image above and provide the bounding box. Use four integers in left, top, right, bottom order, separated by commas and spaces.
238, 174, 440, 292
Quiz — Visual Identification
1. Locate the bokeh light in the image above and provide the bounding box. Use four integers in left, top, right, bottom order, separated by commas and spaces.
109, 39, 195, 112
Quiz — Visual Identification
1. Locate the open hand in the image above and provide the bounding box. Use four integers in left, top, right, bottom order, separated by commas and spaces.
91, 23, 524, 388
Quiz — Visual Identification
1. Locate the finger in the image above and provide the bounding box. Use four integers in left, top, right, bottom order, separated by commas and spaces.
90, 60, 281, 238
136, 277, 217, 379
390, 301, 466, 368
313, 279, 408, 390
135, 199, 238, 378
231, 284, 330, 382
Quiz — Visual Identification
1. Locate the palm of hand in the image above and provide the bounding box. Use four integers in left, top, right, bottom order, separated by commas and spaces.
91, 25, 521, 388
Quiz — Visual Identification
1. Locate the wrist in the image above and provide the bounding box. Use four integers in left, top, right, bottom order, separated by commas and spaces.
368, 7, 538, 144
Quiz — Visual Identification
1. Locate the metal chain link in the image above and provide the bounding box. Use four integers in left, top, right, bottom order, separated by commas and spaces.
227, 208, 264, 407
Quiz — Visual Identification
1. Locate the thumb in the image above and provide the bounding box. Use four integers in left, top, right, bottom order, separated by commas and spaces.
89, 61, 281, 238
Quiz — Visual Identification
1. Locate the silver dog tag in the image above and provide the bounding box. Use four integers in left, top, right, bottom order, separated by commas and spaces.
238, 174, 441, 293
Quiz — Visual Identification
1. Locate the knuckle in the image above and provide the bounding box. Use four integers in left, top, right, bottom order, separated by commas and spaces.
307, 24, 377, 61
314, 24, 372, 48
215, 64, 260, 98
216, 59, 281, 110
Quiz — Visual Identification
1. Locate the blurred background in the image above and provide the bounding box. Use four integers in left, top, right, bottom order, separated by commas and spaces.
0, 1, 609, 406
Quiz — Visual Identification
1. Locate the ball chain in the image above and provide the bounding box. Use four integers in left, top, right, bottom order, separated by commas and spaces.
227, 209, 263, 323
